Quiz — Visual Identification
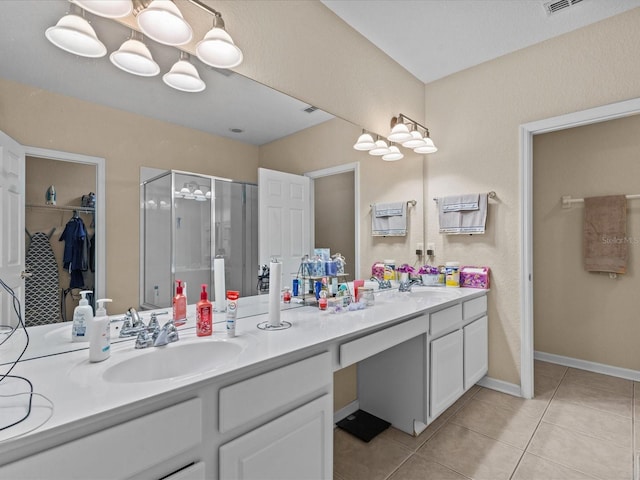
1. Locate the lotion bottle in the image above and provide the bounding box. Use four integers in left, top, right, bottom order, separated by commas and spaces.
196, 284, 212, 337
173, 280, 187, 327
226, 290, 240, 337
90, 298, 112, 362
71, 290, 93, 342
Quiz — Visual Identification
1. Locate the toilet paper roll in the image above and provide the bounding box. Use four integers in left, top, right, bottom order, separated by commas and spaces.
268, 260, 282, 327
214, 257, 226, 312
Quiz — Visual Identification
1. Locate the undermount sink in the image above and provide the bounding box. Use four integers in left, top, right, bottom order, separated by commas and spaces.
102, 339, 244, 383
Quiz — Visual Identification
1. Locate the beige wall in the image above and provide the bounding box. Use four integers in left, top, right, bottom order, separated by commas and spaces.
424, 8, 640, 384
260, 117, 426, 280
0, 78, 258, 313
533, 114, 640, 370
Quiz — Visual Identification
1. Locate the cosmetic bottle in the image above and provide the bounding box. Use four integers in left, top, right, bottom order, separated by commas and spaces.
196, 284, 212, 336
71, 290, 93, 342
90, 298, 112, 362
226, 290, 239, 337
173, 280, 187, 327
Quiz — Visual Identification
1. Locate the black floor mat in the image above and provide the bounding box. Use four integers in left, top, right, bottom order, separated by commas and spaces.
336, 409, 391, 442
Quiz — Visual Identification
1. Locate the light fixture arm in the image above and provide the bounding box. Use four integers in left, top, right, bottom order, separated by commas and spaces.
391, 113, 431, 136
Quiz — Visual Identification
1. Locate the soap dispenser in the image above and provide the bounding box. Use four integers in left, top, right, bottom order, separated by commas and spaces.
173, 280, 187, 327
71, 290, 93, 342
90, 298, 112, 362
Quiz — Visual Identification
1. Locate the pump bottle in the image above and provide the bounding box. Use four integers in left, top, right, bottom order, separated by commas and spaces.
196, 284, 212, 337
173, 280, 187, 327
72, 290, 93, 342
90, 298, 112, 362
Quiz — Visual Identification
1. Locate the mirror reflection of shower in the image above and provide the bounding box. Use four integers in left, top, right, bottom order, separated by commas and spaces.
140, 170, 258, 310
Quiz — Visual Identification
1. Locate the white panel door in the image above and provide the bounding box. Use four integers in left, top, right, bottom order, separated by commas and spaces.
258, 168, 311, 287
219, 394, 332, 480
0, 130, 25, 329
430, 329, 463, 419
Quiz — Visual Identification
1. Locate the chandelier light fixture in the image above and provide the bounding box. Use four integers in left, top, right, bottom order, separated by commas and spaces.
352, 113, 437, 161
47, 0, 244, 93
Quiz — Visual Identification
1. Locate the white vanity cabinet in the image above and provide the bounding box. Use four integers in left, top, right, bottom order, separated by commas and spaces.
429, 329, 464, 419
0, 398, 204, 480
218, 352, 333, 480
464, 315, 488, 390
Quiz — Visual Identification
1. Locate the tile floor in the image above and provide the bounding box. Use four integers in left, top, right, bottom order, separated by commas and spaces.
334, 361, 637, 480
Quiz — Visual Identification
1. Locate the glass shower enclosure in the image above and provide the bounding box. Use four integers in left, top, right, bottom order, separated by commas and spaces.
140, 170, 258, 310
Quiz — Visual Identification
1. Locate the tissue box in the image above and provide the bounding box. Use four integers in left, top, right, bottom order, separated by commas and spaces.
460, 266, 490, 289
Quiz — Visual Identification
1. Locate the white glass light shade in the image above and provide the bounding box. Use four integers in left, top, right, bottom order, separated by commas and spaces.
71, 0, 133, 18
353, 133, 375, 151
179, 186, 190, 197
137, 0, 192, 46
45, 14, 107, 58
414, 137, 438, 154
382, 146, 404, 161
388, 122, 412, 142
110, 39, 160, 76
163, 59, 205, 92
402, 130, 427, 149
205, 191, 212, 199
196, 27, 243, 69
369, 140, 391, 156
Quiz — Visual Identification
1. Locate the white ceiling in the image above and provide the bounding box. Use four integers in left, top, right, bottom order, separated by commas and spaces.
322, 0, 640, 84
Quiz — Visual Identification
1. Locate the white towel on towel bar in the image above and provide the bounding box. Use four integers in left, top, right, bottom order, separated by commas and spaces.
438, 193, 487, 234
372, 202, 407, 236
441, 194, 480, 212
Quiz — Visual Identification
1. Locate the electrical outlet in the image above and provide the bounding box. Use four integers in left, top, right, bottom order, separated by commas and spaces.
427, 242, 435, 256
416, 242, 424, 251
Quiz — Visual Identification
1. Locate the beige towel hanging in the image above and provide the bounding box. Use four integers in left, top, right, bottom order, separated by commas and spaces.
583, 195, 628, 274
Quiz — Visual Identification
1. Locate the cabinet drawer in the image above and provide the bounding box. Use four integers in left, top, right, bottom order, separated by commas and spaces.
340, 315, 427, 368
463, 295, 487, 321
0, 398, 202, 480
429, 303, 462, 337
219, 352, 331, 433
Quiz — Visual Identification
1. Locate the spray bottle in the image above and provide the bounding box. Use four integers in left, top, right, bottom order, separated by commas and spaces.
71, 290, 93, 342
90, 298, 112, 362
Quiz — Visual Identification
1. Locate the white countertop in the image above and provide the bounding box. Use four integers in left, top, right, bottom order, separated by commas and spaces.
0, 286, 486, 446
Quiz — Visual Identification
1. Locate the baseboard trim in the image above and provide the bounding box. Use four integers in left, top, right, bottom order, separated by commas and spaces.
476, 376, 522, 397
333, 400, 359, 425
535, 351, 640, 382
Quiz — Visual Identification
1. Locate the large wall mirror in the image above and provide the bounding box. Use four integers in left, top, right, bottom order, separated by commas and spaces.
0, 1, 360, 360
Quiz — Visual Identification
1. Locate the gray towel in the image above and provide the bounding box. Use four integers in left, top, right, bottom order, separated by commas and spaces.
583, 195, 627, 274
441, 194, 480, 212
438, 193, 487, 234
372, 202, 407, 236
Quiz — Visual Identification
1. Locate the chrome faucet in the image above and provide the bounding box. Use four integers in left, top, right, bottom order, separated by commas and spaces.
399, 279, 420, 292
132, 311, 172, 348
152, 319, 179, 347
119, 307, 147, 337
370, 277, 392, 290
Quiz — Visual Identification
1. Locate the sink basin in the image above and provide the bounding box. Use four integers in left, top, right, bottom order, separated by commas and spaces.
102, 340, 243, 383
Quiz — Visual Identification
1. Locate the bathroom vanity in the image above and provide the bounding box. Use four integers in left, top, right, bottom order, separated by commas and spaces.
0, 287, 487, 479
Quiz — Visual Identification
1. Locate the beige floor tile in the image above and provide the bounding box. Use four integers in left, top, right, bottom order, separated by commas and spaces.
534, 360, 567, 381
512, 452, 598, 480
543, 400, 632, 448
564, 368, 633, 397
417, 423, 523, 480
333, 428, 412, 480
451, 398, 540, 449
472, 374, 558, 420
527, 422, 632, 480
388, 455, 470, 480
553, 380, 633, 418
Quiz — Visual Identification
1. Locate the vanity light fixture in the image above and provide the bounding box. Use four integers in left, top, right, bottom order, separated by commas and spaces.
110, 31, 160, 76
45, 6, 107, 58
163, 51, 206, 92
195, 11, 243, 69
369, 138, 391, 156
414, 135, 438, 154
401, 127, 427, 149
136, 0, 193, 46
391, 114, 438, 155
70, 0, 133, 18
353, 130, 376, 151
387, 121, 412, 143
382, 145, 404, 161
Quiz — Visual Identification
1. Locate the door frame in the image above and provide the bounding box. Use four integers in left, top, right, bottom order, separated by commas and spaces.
304, 162, 360, 277
24, 146, 106, 300
519, 96, 640, 399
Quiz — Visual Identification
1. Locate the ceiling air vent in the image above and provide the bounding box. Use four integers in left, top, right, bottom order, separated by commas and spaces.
303, 106, 319, 114
544, 0, 583, 15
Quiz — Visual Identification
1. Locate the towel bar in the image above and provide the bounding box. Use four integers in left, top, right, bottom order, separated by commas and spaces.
369, 200, 416, 208
432, 191, 496, 203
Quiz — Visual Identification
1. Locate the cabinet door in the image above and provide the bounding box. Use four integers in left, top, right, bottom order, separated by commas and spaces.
219, 394, 332, 480
464, 316, 488, 390
430, 330, 463, 419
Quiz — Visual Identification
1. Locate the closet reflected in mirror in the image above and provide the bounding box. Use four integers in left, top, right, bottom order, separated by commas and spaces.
25, 156, 96, 326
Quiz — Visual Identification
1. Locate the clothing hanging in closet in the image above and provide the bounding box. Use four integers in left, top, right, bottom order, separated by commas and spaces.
24, 229, 60, 326
59, 213, 90, 289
